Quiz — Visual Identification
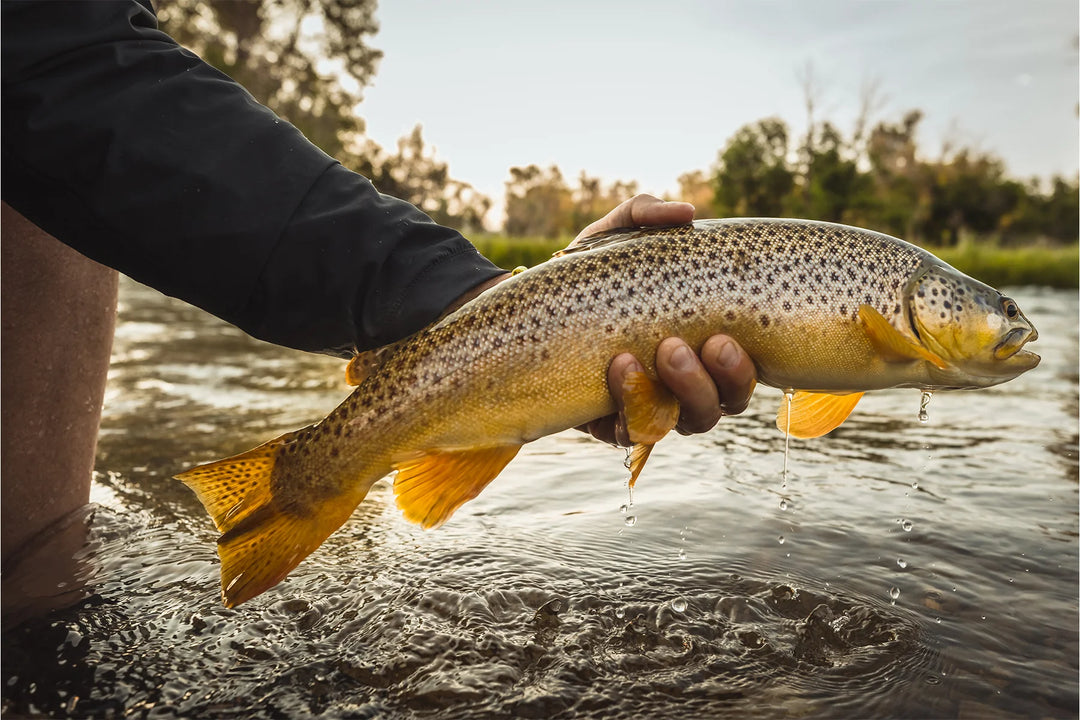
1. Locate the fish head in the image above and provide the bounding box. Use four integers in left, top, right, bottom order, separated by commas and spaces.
907, 264, 1039, 388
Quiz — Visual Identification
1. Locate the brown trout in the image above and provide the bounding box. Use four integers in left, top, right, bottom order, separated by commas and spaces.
178, 219, 1039, 607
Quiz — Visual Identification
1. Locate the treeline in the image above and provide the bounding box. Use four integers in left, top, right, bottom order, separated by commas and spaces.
683, 111, 1078, 246
503, 110, 1078, 246
159, 0, 1077, 247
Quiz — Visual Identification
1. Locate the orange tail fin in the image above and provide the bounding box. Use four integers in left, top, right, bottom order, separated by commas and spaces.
177, 431, 366, 607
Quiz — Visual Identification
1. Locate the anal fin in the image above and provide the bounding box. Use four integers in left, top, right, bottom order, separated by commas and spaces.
393, 445, 521, 529
776, 391, 865, 439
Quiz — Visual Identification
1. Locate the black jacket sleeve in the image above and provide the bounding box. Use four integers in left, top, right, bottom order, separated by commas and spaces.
1, 0, 505, 357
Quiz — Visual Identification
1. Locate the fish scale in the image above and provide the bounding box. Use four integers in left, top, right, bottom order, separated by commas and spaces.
177, 218, 1040, 607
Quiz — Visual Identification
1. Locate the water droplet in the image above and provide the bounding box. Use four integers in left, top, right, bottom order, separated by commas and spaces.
779, 498, 789, 511
911, 480, 919, 490
901, 519, 914, 532
614, 607, 625, 619
677, 548, 686, 560
624, 515, 637, 527
619, 504, 629, 514
889, 586, 901, 603
777, 535, 785, 545
897, 558, 908, 568
671, 598, 688, 613
918, 390, 933, 423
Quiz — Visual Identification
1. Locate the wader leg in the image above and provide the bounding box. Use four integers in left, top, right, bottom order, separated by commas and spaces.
1, 203, 117, 623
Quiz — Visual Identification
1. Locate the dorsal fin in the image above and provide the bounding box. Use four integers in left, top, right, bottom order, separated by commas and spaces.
554, 223, 690, 258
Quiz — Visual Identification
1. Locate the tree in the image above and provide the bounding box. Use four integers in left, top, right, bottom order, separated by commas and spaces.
158, 0, 493, 231
351, 125, 491, 233
156, 0, 381, 158
503, 165, 574, 238
673, 170, 716, 217
712, 118, 795, 217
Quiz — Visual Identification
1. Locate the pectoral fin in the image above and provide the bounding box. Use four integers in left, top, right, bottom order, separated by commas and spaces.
393, 445, 521, 529
776, 391, 865, 439
858, 304, 948, 370
620, 369, 680, 486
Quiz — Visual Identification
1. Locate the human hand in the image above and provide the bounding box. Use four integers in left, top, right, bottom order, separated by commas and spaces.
571, 194, 758, 446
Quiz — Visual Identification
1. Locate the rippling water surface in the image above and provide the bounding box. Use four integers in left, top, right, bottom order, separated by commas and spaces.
3, 280, 1077, 719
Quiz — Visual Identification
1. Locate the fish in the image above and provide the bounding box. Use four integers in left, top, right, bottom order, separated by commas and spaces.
177, 218, 1040, 607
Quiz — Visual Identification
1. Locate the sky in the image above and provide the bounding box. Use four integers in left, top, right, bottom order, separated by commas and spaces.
357, 0, 1078, 223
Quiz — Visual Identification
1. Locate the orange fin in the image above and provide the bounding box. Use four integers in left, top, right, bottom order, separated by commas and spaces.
344, 341, 404, 386
858, 304, 948, 370
176, 429, 367, 607
214, 493, 363, 608
177, 430, 299, 532
393, 445, 521, 530
621, 370, 680, 445
345, 352, 376, 386
776, 391, 865, 439
627, 443, 654, 489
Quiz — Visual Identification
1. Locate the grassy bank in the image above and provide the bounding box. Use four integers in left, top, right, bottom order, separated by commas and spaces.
471, 234, 1079, 289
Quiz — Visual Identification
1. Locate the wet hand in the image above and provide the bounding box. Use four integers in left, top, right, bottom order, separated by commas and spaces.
572, 195, 758, 446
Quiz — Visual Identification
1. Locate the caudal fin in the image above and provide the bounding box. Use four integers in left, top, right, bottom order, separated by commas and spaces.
177, 431, 365, 607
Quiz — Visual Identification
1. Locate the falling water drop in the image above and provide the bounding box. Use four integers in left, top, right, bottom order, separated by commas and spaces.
779, 498, 789, 511
781, 391, 793, 487
671, 598, 688, 613
677, 548, 686, 560
614, 607, 626, 619
889, 586, 901, 604
901, 519, 914, 532
624, 515, 637, 527
897, 558, 908, 569
777, 535, 785, 545
918, 390, 933, 423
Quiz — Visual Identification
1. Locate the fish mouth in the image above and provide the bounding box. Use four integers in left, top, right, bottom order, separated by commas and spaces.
994, 327, 1038, 361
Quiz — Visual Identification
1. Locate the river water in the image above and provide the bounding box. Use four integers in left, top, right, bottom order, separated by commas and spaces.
2, 280, 1076, 719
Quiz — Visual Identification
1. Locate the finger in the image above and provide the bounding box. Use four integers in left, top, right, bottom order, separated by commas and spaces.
574, 194, 695, 241
654, 338, 722, 434
605, 353, 642, 447
575, 416, 619, 446
699, 335, 757, 416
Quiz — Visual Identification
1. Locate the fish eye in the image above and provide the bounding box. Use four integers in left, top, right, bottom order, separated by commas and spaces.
1001, 298, 1019, 319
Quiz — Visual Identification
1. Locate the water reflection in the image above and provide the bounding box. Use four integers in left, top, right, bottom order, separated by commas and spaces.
2, 282, 1077, 719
